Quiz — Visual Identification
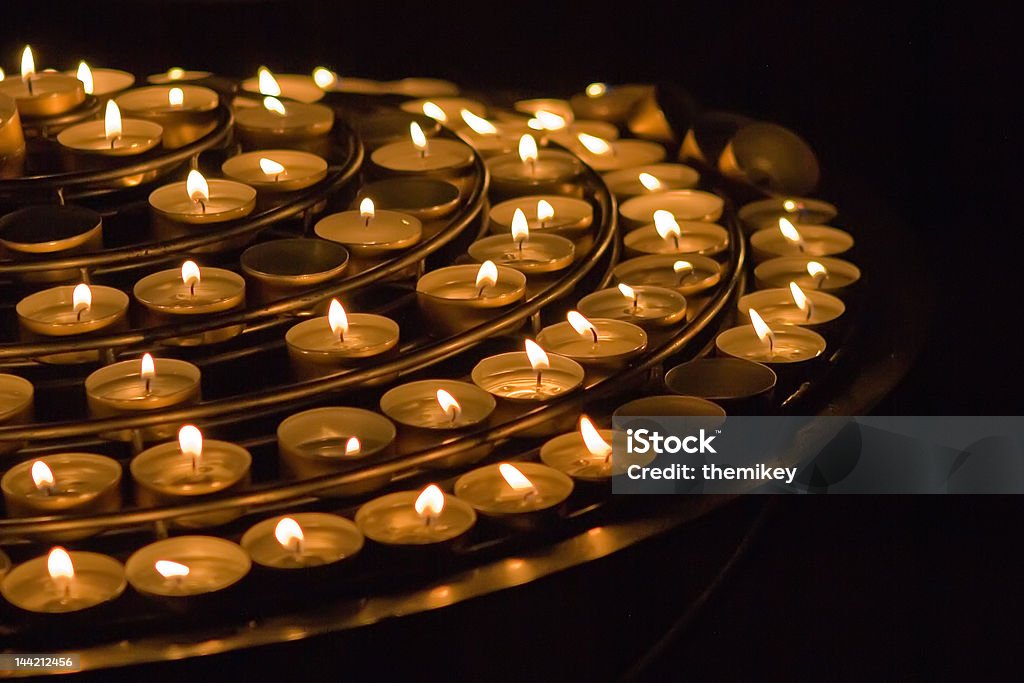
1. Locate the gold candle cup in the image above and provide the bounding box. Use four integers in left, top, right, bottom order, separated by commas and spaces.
664, 358, 777, 415
16, 285, 129, 364
0, 373, 34, 455
233, 99, 334, 153
1, 550, 125, 614
570, 84, 652, 123
718, 122, 820, 195
285, 312, 400, 382
577, 285, 687, 330
148, 178, 257, 252
239, 238, 349, 306
623, 221, 730, 259
221, 149, 328, 192
602, 163, 700, 200
0, 93, 26, 158
754, 256, 861, 297
0, 73, 85, 118
486, 149, 584, 200
618, 189, 724, 230
133, 266, 246, 346
115, 85, 219, 149
749, 224, 854, 262
125, 535, 250, 601
613, 254, 722, 297
454, 462, 574, 530
241, 513, 364, 570
536, 318, 648, 370
355, 488, 476, 548
0, 205, 103, 284
355, 178, 460, 237
738, 197, 838, 232
241, 73, 325, 103
416, 264, 527, 338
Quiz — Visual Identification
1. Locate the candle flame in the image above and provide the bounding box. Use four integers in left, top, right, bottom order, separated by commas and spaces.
178, 424, 203, 460
498, 463, 535, 491
618, 283, 637, 301
475, 260, 498, 290
72, 283, 92, 313
0, 67, 5, 82
511, 208, 529, 244
653, 210, 681, 241
421, 101, 447, 123
21, 46, 35, 80
31, 460, 55, 491
155, 560, 190, 578
580, 415, 613, 458
186, 170, 209, 203
518, 134, 538, 164
673, 260, 693, 275
263, 96, 287, 115
531, 110, 567, 131
47, 547, 74, 581
567, 310, 597, 338
790, 282, 811, 313
807, 261, 828, 279
312, 66, 336, 89
166, 67, 185, 80
410, 121, 428, 153
748, 308, 775, 348
168, 86, 184, 107
328, 298, 349, 337
345, 437, 361, 456
577, 133, 612, 155
586, 82, 607, 97
104, 100, 123, 141
414, 484, 445, 517
525, 338, 550, 371
181, 260, 201, 288
76, 61, 94, 95
536, 200, 555, 224
778, 217, 804, 248
436, 389, 462, 421
257, 67, 281, 97
141, 352, 156, 380
783, 199, 800, 212
638, 172, 662, 191
259, 157, 285, 176
359, 197, 375, 220
274, 517, 305, 550
460, 108, 497, 134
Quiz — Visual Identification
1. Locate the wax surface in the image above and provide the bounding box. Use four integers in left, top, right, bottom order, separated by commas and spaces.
455, 464, 572, 514
288, 314, 398, 355
371, 139, 474, 172
0, 552, 125, 613
135, 269, 244, 310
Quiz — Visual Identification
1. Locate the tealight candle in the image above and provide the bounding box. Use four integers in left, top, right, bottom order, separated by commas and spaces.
234, 95, 334, 150
515, 98, 575, 122
540, 415, 618, 482
664, 358, 777, 414
737, 284, 846, 329
57, 100, 162, 157
467, 208, 576, 285
241, 514, 364, 570
277, 407, 396, 497
456, 109, 531, 157
115, 84, 219, 149
577, 283, 687, 330
147, 67, 212, 84
716, 308, 827, 367
486, 134, 584, 199
133, 260, 246, 346
537, 311, 648, 370
623, 211, 729, 258
750, 218, 854, 262
125, 536, 250, 599
573, 134, 666, 172
311, 68, 384, 94
0, 373, 33, 455
619, 189, 725, 230
602, 163, 700, 200
241, 67, 325, 103
0, 93, 26, 157
570, 82, 652, 123
16, 283, 129, 364
399, 97, 487, 125
533, 116, 620, 150
488, 195, 594, 241
454, 462, 573, 528
239, 238, 349, 305
416, 261, 528, 337
148, 170, 257, 250
355, 177, 460, 234
314, 198, 423, 268
0, 47, 85, 118
69, 62, 134, 97
221, 149, 328, 192
738, 196, 838, 232
85, 353, 201, 442
131, 425, 252, 528
0, 547, 125, 613
355, 484, 477, 547
380, 379, 497, 469
370, 122, 475, 182
349, 110, 440, 151
613, 395, 727, 420
285, 299, 400, 381
613, 254, 722, 297
0, 204, 103, 283
754, 256, 862, 296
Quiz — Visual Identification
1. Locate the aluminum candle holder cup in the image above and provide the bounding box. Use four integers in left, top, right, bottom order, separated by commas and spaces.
233, 99, 334, 153
738, 197, 838, 233
285, 313, 400, 383
0, 373, 34, 455
678, 110, 753, 165
749, 224, 854, 263
241, 513, 364, 573
754, 256, 862, 298
618, 190, 725, 230
613, 254, 723, 298
718, 122, 821, 195
622, 221, 730, 260
133, 267, 246, 346
369, 137, 476, 191
0, 205, 103, 283
0, 73, 85, 118
277, 407, 397, 497
571, 84, 653, 124
467, 234, 576, 298
0, 93, 26, 159
737, 288, 847, 339
148, 179, 257, 253
536, 318, 648, 374
16, 285, 130, 364
664, 358, 777, 415
454, 462, 574, 531
240, 238, 350, 306
115, 85, 219, 149
487, 195, 594, 242
1, 550, 126, 615
349, 110, 441, 150
602, 163, 701, 200
715, 325, 827, 387
355, 489, 477, 551
125, 536, 251, 610
356, 178, 461, 236
577, 286, 688, 331
416, 264, 528, 338
486, 150, 585, 201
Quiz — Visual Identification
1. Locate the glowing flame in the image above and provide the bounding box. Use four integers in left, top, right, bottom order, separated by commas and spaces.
274, 517, 305, 551
359, 197, 375, 221
511, 208, 529, 245
618, 282, 637, 302
168, 86, 184, 107
72, 283, 92, 314
166, 67, 185, 80
807, 261, 828, 280
410, 121, 428, 154
0, 67, 5, 82
76, 61, 94, 95
186, 170, 209, 203
104, 100, 123, 141
475, 260, 498, 291
422, 101, 447, 123
518, 134, 538, 164
537, 199, 554, 223
778, 217, 804, 249
460, 108, 497, 135
31, 460, 55, 492
259, 157, 285, 176
638, 172, 662, 191
748, 308, 775, 349
141, 353, 156, 381
178, 425, 203, 460
577, 133, 612, 155
790, 281, 812, 314
580, 416, 613, 458
155, 560, 190, 578
586, 82, 607, 97
263, 96, 287, 115
47, 547, 74, 581
328, 298, 349, 337
345, 437, 361, 456
414, 484, 445, 517
525, 338, 550, 371
653, 210, 681, 241
313, 67, 336, 89
567, 310, 597, 338
783, 199, 800, 212
436, 389, 461, 421
21, 46, 35, 80
498, 463, 535, 491
531, 110, 567, 131
257, 67, 281, 97
181, 260, 201, 288
673, 260, 693, 276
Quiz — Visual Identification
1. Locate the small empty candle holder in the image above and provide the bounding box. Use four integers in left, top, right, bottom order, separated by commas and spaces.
16, 283, 130, 364
618, 189, 724, 230
623, 213, 729, 259
613, 254, 722, 297
486, 134, 584, 200
314, 198, 422, 274
454, 461, 574, 529
718, 122, 820, 195
240, 238, 349, 306
0, 205, 103, 284
241, 513, 364, 571
85, 354, 202, 442
148, 170, 257, 251
602, 163, 701, 200
221, 149, 328, 193
577, 284, 687, 330
114, 84, 219, 149
285, 299, 400, 381
380, 379, 496, 469
664, 358, 777, 415
1, 547, 125, 614
750, 219, 854, 262
131, 426, 252, 528
277, 407, 396, 497
125, 535, 250, 602
488, 195, 594, 241
355, 484, 477, 548
133, 261, 246, 346
0, 373, 33, 455
536, 312, 648, 371
754, 256, 862, 297
738, 197, 838, 232
416, 262, 527, 337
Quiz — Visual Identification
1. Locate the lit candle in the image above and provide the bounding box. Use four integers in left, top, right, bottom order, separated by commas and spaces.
602, 163, 700, 200
540, 415, 623, 482
370, 121, 475, 181
573, 132, 666, 172
16, 283, 129, 363
0, 93, 26, 158
738, 196, 838, 232
277, 406, 396, 497
241, 514, 365, 570
737, 282, 846, 329
314, 197, 423, 269
125, 536, 250, 599
0, 373, 33, 455
468, 207, 576, 283
133, 260, 246, 345
488, 195, 594, 241
0, 204, 102, 283
350, 110, 440, 151
416, 261, 528, 337
569, 82, 652, 123
114, 84, 219, 149
356, 177, 461, 235
536, 310, 648, 372
234, 91, 334, 150
754, 256, 861, 296
456, 108, 531, 156
285, 298, 400, 381
577, 283, 688, 329
221, 149, 328, 192
355, 484, 477, 547
131, 425, 252, 528
715, 307, 827, 365
750, 218, 854, 262
239, 238, 350, 305
486, 133, 584, 199
398, 97, 487, 124
613, 254, 722, 297
454, 462, 573, 527
524, 109, 620, 150
618, 189, 725, 230
0, 46, 85, 118
623, 210, 729, 258
56, 99, 163, 156
147, 67, 212, 84
0, 547, 126, 613
241, 66, 325, 103
514, 97, 575, 122
69, 61, 134, 97
148, 169, 257, 249
311, 66, 384, 94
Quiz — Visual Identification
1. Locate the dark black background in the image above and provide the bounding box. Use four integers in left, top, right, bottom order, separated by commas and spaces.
2, 2, 1019, 679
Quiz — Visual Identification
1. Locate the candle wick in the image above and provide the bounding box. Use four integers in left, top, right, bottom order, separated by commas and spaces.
424, 514, 433, 528
197, 199, 206, 214
26, 76, 34, 96
275, 172, 281, 182
806, 302, 814, 321
192, 454, 198, 474
476, 285, 486, 298
110, 136, 118, 150
76, 308, 84, 321
364, 216, 370, 227
672, 234, 680, 252
768, 335, 775, 357
338, 329, 345, 344
528, 159, 536, 178
540, 219, 547, 230
190, 281, 196, 296
292, 538, 304, 558
145, 377, 151, 394
419, 148, 426, 159
632, 295, 640, 313
590, 327, 598, 344
535, 370, 543, 388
